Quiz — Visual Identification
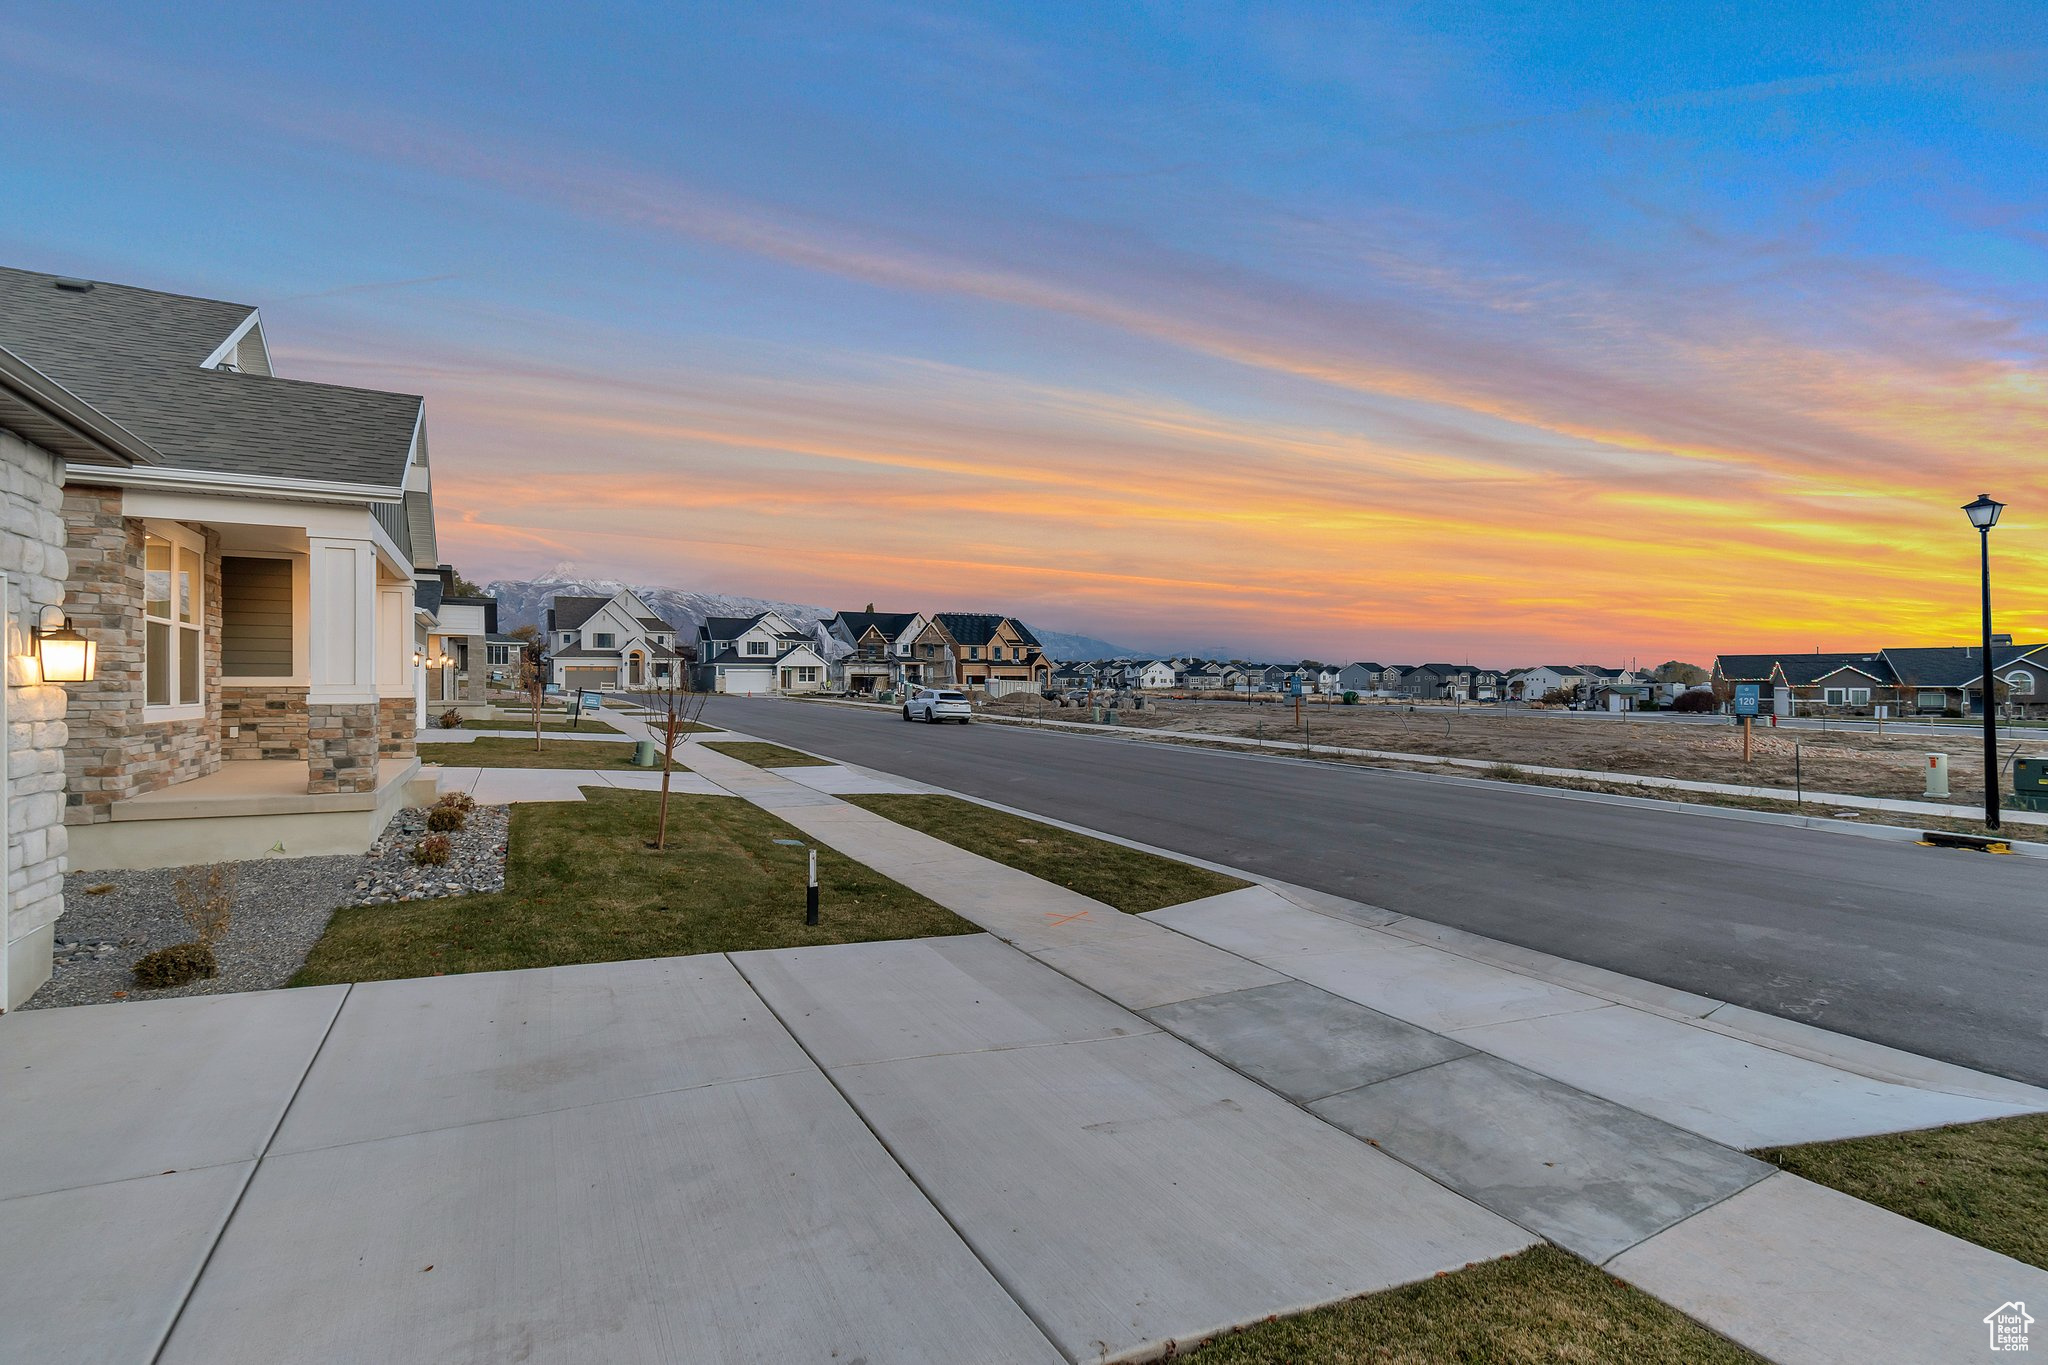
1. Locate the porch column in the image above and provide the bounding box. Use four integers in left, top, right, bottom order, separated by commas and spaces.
305, 538, 381, 794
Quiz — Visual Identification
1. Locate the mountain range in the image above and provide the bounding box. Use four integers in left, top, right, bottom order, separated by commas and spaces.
482, 567, 1152, 662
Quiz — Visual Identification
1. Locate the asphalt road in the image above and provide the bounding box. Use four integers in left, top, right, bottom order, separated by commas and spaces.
701, 696, 2048, 1087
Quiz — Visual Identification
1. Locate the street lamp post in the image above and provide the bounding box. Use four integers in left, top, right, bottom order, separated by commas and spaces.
1963, 494, 2005, 830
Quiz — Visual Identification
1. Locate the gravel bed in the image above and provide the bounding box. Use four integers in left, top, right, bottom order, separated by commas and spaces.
22, 803, 511, 1010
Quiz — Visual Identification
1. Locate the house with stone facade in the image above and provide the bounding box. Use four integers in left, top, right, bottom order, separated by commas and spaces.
0, 265, 441, 883
0, 332, 165, 1006
821, 609, 927, 694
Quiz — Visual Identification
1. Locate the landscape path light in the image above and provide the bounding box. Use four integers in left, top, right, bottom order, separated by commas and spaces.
1963, 493, 2005, 830
773, 838, 820, 925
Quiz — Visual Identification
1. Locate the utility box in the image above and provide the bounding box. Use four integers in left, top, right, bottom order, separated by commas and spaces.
2012, 756, 2048, 812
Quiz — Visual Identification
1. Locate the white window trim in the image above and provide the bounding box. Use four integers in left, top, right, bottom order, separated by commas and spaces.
144, 521, 206, 722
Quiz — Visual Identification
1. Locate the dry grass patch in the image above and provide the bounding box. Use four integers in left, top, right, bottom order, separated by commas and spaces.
702, 741, 834, 768
450, 718, 628, 735
1756, 1113, 2048, 1270
294, 789, 972, 985
1181, 1245, 1759, 1363
842, 793, 1250, 913
418, 737, 650, 770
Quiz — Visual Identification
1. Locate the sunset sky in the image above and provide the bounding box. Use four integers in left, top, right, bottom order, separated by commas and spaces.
4, 4, 2046, 663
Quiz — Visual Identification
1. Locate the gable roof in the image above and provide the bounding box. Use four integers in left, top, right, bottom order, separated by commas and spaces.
700, 613, 768, 640
1775, 652, 1890, 686
549, 596, 612, 632
831, 610, 920, 639
0, 266, 422, 487
933, 612, 1003, 647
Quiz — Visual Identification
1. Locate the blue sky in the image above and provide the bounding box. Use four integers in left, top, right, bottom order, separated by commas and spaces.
5, 3, 2046, 661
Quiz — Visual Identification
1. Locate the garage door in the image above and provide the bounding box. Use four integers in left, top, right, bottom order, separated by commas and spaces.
719, 667, 773, 694
562, 667, 617, 691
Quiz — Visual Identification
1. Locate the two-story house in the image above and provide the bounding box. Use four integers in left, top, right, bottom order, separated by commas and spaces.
821, 609, 927, 694
696, 610, 828, 694
546, 589, 686, 692
416, 565, 500, 714
919, 613, 1050, 691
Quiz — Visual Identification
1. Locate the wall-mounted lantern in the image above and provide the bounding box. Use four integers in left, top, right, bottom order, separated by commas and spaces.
33, 606, 95, 683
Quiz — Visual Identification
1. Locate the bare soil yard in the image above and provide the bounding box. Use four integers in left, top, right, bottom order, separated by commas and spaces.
982, 695, 2023, 802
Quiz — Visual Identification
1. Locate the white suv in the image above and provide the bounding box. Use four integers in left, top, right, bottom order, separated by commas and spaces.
903, 688, 973, 724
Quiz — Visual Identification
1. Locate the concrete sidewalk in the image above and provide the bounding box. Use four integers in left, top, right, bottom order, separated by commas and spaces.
673, 733, 2048, 1365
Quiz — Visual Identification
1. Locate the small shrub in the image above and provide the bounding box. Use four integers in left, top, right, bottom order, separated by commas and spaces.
1485, 762, 1523, 781
175, 862, 236, 947
412, 834, 453, 866
132, 941, 217, 990
436, 791, 477, 814
438, 709, 466, 729
1342, 690, 1359, 704
426, 805, 466, 833
1670, 688, 1718, 713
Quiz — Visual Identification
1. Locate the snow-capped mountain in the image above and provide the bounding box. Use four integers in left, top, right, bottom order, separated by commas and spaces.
482, 566, 1145, 662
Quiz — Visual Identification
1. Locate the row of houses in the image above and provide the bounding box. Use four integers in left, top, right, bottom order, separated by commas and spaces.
1050, 657, 1666, 706
0, 263, 520, 1007
531, 599, 1053, 696
1711, 642, 2048, 718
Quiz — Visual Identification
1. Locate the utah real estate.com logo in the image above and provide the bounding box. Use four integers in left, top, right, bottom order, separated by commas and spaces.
1986, 1301, 2034, 1353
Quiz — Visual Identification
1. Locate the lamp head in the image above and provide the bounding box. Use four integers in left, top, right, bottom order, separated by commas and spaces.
1963, 493, 2005, 531
32, 607, 95, 683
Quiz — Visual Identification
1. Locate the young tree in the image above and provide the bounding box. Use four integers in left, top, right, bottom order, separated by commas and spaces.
508, 623, 539, 642
518, 641, 549, 753
636, 669, 711, 850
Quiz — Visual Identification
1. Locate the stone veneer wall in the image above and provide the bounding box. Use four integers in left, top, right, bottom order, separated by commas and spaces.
378, 696, 416, 760
220, 685, 310, 761
62, 487, 223, 823
308, 702, 381, 794
3, 429, 73, 1008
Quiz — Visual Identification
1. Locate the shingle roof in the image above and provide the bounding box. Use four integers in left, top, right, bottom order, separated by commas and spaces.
832, 610, 920, 640
636, 616, 674, 633
0, 266, 421, 486
415, 578, 444, 615
1713, 655, 1781, 682
549, 596, 612, 632
1775, 652, 1889, 686
933, 612, 1003, 647
1882, 645, 2048, 689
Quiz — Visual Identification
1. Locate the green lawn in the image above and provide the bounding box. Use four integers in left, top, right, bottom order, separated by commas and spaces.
435, 718, 626, 735
1756, 1113, 2048, 1270
702, 741, 834, 768
418, 736, 652, 770
1182, 1246, 1760, 1364
842, 793, 1251, 913
294, 789, 972, 985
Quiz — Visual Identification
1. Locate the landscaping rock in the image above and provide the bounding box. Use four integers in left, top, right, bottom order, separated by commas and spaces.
23, 803, 510, 1010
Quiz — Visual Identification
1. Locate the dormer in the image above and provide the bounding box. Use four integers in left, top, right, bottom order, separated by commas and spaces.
200, 310, 273, 377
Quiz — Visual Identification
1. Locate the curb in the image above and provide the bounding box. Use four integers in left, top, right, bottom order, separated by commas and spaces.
740, 710, 2048, 1104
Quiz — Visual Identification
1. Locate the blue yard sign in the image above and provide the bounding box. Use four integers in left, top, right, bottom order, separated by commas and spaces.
1733, 683, 1759, 717
578, 689, 605, 713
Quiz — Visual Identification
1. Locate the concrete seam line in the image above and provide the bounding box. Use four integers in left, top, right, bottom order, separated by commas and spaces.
720, 951, 1070, 1361
147, 982, 353, 1365
1590, 1161, 1781, 1270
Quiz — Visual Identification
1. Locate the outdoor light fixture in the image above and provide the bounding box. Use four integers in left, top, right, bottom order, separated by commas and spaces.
32, 606, 95, 683
437, 652, 453, 668
413, 648, 424, 667
1963, 493, 2004, 531
1963, 493, 2006, 829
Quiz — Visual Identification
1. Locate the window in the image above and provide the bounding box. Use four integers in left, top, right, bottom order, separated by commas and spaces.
220, 556, 292, 678
1918, 689, 1946, 711
454, 639, 470, 673
593, 633, 615, 649
487, 644, 511, 667
1824, 688, 1847, 706
2008, 669, 2035, 696
797, 667, 818, 683
746, 639, 770, 656
1848, 687, 1871, 705
969, 646, 982, 660
144, 530, 203, 712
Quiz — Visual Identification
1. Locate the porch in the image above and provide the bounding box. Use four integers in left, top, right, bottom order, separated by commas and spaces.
68, 757, 432, 871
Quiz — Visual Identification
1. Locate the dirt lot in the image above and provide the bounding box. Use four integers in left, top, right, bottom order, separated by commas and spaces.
982, 694, 2022, 802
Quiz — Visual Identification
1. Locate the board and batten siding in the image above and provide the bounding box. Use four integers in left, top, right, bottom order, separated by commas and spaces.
221, 555, 295, 677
